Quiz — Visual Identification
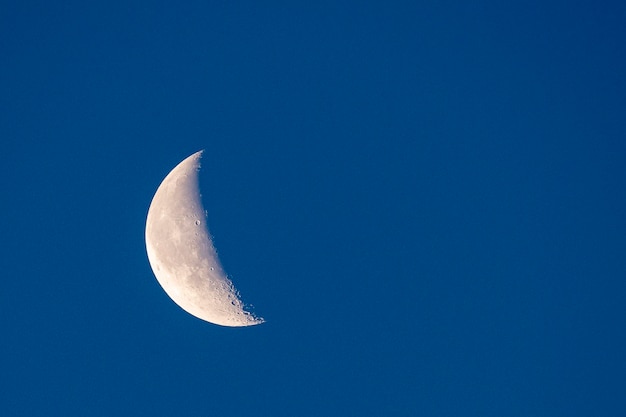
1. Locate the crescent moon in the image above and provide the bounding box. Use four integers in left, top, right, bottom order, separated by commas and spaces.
145, 150, 264, 327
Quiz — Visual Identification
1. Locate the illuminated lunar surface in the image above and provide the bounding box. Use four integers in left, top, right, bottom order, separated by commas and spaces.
145, 151, 264, 327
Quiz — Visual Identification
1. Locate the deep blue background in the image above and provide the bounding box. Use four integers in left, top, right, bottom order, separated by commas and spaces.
1, 1, 625, 415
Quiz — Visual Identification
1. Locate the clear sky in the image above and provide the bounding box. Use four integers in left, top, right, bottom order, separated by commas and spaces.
1, 1, 625, 416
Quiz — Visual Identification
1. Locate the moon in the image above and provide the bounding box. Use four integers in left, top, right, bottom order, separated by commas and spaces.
145, 150, 264, 327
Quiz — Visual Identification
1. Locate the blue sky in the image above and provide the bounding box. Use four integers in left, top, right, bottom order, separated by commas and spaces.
1, 1, 625, 415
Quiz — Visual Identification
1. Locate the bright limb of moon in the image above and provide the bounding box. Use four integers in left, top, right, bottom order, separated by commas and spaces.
145, 150, 264, 327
